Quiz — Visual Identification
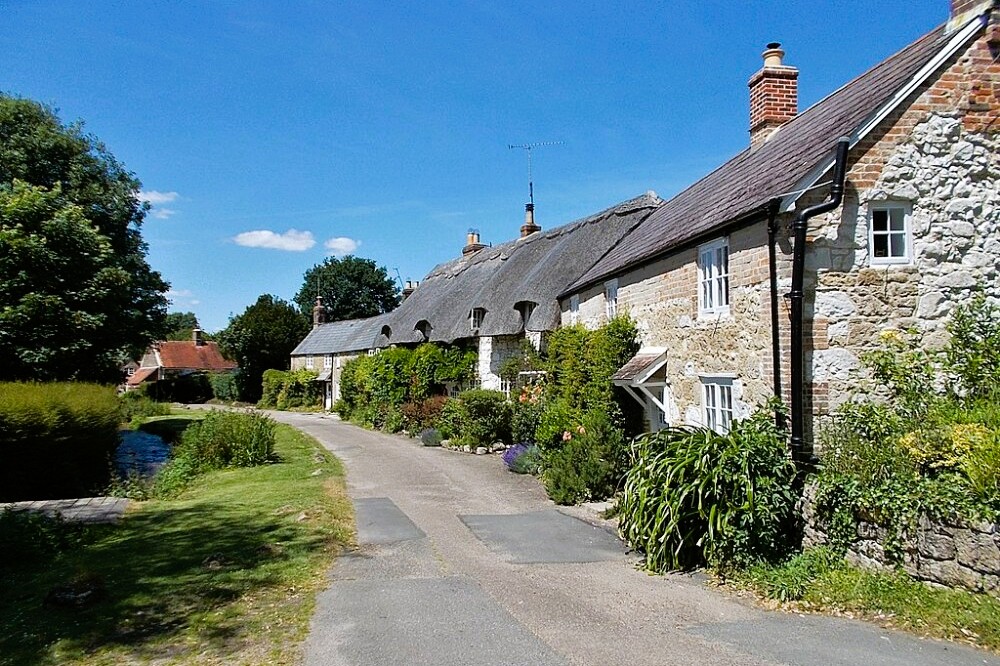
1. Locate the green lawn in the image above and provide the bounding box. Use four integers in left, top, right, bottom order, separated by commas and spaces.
0, 423, 353, 666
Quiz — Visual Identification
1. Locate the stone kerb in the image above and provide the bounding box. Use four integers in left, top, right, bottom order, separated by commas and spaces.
801, 481, 1000, 594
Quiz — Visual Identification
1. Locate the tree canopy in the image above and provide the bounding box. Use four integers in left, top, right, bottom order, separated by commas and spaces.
0, 95, 169, 382
294, 255, 399, 322
216, 295, 310, 403
164, 311, 203, 341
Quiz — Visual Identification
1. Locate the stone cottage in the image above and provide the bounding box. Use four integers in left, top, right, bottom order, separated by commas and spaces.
561, 0, 1000, 461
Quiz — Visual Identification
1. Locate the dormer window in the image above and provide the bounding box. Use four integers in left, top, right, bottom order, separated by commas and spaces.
380, 324, 392, 340
470, 308, 486, 330
515, 301, 537, 330
415, 320, 431, 342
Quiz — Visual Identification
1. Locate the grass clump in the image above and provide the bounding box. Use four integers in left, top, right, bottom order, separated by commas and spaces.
0, 422, 353, 666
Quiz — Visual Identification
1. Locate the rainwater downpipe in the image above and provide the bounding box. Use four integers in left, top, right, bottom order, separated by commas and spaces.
765, 198, 784, 431
789, 136, 850, 467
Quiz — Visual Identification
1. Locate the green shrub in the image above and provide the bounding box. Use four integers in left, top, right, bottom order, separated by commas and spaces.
176, 409, 276, 470
209, 371, 240, 402
541, 409, 625, 504
156, 372, 213, 403
259, 369, 322, 410
511, 390, 543, 444
456, 389, 511, 446
618, 407, 798, 571
434, 398, 465, 440
260, 369, 286, 408
420, 428, 443, 447
945, 293, 1000, 399
119, 389, 170, 422
0, 382, 121, 501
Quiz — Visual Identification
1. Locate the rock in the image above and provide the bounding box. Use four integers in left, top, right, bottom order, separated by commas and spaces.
955, 531, 1000, 573
815, 291, 857, 318
917, 531, 956, 560
935, 270, 977, 289
475, 447, 488, 455
45, 574, 106, 608
916, 291, 947, 319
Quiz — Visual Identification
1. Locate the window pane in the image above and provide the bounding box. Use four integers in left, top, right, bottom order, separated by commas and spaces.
872, 209, 887, 232
890, 232, 906, 258
873, 234, 888, 257
721, 275, 729, 306
889, 207, 905, 231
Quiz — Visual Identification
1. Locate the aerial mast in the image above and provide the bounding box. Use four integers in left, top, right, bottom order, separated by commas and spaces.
508, 140, 562, 237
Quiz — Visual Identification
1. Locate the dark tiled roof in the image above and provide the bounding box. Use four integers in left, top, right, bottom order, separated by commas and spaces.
379, 193, 663, 344
156, 341, 237, 371
569, 25, 949, 292
612, 353, 663, 383
291, 314, 391, 355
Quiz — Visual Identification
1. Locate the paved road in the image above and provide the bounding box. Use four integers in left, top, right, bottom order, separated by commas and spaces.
270, 411, 999, 666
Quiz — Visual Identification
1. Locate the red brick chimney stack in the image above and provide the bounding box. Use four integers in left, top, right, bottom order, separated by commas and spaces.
748, 42, 799, 148
312, 296, 326, 328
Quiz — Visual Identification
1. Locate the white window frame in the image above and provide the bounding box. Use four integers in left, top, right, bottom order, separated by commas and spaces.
305, 355, 314, 370
470, 308, 485, 330
698, 237, 730, 316
604, 279, 618, 319
869, 203, 912, 266
701, 375, 734, 434
324, 354, 332, 369
569, 295, 580, 324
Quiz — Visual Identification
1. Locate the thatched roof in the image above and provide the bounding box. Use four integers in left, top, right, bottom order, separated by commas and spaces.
377, 192, 663, 345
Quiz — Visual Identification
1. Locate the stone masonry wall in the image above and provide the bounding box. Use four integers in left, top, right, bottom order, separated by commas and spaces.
802, 29, 1000, 415
802, 482, 1000, 594
564, 223, 781, 427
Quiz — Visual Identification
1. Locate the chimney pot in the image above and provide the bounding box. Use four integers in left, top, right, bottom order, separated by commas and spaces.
520, 202, 541, 238
463, 229, 485, 256
193, 328, 204, 346
312, 296, 326, 328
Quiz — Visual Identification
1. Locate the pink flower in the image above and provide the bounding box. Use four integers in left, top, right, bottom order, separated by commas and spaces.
576, 425, 586, 435
562, 431, 572, 441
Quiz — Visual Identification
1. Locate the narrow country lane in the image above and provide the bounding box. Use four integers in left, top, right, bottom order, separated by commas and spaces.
269, 411, 999, 666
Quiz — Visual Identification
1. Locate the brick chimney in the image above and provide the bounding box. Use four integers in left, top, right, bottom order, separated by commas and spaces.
463, 229, 485, 256
520, 203, 541, 237
192, 328, 204, 346
748, 42, 798, 148
948, 0, 994, 32
312, 296, 326, 328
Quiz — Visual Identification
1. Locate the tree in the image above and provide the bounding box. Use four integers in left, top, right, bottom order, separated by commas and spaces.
216, 295, 310, 403
164, 311, 202, 341
0, 95, 168, 382
294, 255, 400, 322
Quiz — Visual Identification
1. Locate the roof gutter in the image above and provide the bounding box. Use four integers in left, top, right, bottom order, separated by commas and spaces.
789, 137, 850, 467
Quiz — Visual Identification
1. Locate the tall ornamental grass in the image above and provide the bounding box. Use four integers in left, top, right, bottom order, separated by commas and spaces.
618, 408, 798, 571
0, 382, 120, 501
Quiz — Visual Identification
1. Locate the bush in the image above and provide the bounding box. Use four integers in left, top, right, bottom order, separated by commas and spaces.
541, 409, 625, 504
402, 396, 449, 432
618, 407, 798, 571
511, 385, 544, 444
209, 371, 240, 402
419, 428, 443, 447
175, 409, 276, 470
0, 382, 121, 501
434, 398, 465, 440
119, 389, 170, 422
259, 369, 323, 410
502, 443, 542, 475
456, 389, 511, 447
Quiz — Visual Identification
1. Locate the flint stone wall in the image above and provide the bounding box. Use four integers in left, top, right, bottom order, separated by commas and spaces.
801, 481, 1000, 594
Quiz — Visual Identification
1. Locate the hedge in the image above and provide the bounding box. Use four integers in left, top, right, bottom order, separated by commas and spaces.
0, 382, 121, 501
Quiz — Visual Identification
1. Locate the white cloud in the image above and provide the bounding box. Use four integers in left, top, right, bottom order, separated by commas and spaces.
233, 229, 316, 251
139, 190, 179, 205
165, 288, 194, 299
140, 190, 180, 220
324, 236, 360, 256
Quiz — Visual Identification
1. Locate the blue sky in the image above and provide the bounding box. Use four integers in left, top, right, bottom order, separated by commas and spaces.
4, 1, 946, 331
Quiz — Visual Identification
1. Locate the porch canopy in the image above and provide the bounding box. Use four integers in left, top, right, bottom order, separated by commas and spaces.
612, 348, 669, 416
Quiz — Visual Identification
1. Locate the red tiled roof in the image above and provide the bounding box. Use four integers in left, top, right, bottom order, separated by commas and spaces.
156, 341, 237, 371
126, 366, 158, 386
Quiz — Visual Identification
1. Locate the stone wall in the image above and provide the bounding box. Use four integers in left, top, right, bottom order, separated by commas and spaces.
563, 223, 779, 427
477, 334, 522, 392
802, 482, 1000, 594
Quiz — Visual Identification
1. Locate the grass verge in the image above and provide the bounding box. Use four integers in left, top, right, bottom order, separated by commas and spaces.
730, 548, 1000, 652
0, 423, 353, 666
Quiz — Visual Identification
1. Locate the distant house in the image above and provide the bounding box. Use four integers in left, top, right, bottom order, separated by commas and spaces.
561, 0, 1000, 460
289, 307, 390, 410
127, 329, 237, 391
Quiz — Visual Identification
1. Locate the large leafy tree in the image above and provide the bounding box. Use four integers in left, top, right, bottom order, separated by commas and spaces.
217, 294, 310, 403
294, 255, 400, 322
164, 311, 203, 341
0, 95, 169, 382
